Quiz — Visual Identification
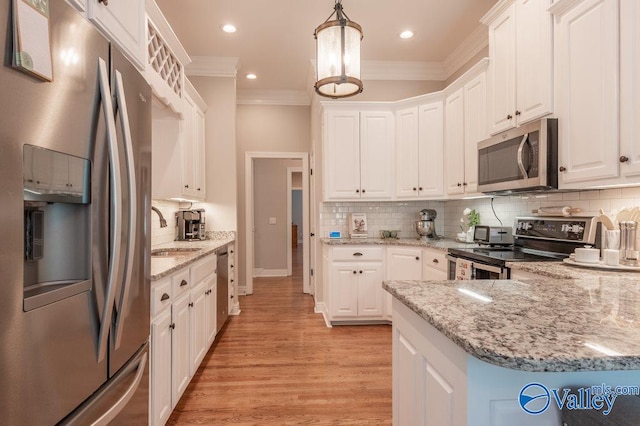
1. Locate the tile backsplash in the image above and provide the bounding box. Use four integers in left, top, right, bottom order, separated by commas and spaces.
320, 187, 640, 240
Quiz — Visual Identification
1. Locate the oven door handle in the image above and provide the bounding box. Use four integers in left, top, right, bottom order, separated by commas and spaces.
447, 255, 505, 275
471, 262, 504, 275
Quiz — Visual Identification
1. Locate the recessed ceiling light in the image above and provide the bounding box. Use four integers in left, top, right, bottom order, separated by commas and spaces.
399, 30, 414, 39
246, 73, 257, 80
221, 24, 237, 33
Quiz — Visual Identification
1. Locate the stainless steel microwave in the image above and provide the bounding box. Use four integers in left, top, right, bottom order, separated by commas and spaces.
477, 118, 558, 195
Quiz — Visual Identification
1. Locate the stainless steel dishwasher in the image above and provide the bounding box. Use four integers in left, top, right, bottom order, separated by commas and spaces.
216, 248, 229, 333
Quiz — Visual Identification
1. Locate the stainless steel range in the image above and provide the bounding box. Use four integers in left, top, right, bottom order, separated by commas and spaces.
447, 216, 600, 280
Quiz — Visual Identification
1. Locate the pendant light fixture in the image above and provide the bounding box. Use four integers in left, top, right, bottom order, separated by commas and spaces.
314, 0, 363, 98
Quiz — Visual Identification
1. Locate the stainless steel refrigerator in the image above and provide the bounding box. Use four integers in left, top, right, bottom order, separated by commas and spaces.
0, 0, 151, 424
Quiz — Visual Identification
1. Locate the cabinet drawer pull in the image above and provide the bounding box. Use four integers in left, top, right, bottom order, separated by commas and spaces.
353, 252, 363, 257
160, 293, 170, 302
432, 259, 439, 264
180, 279, 188, 287
99, 0, 108, 5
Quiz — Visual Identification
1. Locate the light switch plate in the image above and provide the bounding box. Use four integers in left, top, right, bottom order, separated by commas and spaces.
269, 217, 277, 224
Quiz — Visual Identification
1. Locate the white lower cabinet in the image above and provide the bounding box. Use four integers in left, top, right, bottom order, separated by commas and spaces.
385, 247, 423, 320
327, 247, 385, 322
422, 247, 448, 280
150, 254, 218, 425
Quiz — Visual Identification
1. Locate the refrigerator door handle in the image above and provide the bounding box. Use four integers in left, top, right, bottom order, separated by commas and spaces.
112, 69, 137, 350
96, 57, 123, 363
89, 352, 147, 426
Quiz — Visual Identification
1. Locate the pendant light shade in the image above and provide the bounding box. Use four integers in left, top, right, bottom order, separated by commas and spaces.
314, 1, 363, 98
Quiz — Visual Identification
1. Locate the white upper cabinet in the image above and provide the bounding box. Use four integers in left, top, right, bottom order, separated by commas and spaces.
552, 0, 620, 187
619, 0, 640, 178
395, 101, 444, 199
324, 108, 394, 200
445, 88, 466, 195
181, 82, 207, 201
463, 72, 488, 194
484, 0, 553, 134
87, 0, 146, 70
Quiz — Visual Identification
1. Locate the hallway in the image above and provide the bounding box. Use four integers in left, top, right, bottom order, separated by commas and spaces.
167, 246, 393, 425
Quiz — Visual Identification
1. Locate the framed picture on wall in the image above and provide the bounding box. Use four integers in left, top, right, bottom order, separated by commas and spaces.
349, 213, 368, 238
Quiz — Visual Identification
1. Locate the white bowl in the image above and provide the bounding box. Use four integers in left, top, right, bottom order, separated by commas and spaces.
574, 248, 600, 264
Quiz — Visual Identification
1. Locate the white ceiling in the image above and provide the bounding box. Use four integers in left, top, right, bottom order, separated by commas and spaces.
155, 0, 498, 94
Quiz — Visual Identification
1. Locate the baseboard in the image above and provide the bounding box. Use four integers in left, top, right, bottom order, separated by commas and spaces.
314, 302, 331, 328
238, 285, 247, 296
253, 268, 288, 277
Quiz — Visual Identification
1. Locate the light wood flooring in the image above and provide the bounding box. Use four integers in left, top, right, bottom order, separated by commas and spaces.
167, 246, 392, 425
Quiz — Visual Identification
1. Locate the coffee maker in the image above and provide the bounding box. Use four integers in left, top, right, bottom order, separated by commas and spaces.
176, 209, 206, 241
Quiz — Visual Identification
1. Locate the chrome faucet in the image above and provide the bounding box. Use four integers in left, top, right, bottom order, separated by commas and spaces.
151, 206, 168, 228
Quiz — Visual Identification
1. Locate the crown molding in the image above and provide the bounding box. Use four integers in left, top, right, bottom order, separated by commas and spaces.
237, 89, 311, 106
442, 24, 489, 78
480, 0, 514, 25
186, 56, 240, 77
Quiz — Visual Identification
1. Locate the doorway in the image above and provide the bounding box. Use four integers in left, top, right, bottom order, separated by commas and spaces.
245, 152, 310, 295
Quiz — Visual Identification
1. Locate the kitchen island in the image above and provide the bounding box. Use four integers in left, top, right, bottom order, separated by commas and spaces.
384, 275, 640, 425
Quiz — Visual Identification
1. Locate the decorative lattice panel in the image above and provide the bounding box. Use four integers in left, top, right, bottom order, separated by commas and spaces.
148, 23, 183, 97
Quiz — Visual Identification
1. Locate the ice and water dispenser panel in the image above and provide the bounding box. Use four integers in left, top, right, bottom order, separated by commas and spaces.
23, 145, 92, 311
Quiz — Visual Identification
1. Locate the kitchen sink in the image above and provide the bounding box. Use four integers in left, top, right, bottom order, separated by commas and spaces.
151, 248, 202, 257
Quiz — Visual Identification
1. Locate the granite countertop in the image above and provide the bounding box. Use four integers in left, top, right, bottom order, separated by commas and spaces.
150, 238, 235, 280
321, 237, 478, 251
384, 275, 640, 373
508, 260, 640, 280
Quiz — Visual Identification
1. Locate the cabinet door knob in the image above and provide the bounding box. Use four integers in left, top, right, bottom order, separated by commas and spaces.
188, 302, 194, 307
169, 323, 175, 330
99, 0, 108, 5
180, 279, 188, 287
419, 187, 423, 191
507, 114, 513, 120
415, 257, 420, 261
160, 293, 170, 302
620, 156, 630, 163
353, 270, 357, 274
559, 166, 566, 172
356, 189, 360, 193
184, 184, 189, 189
413, 187, 417, 191
362, 189, 366, 193
359, 270, 363, 274
457, 182, 462, 187
515, 110, 521, 116
197, 188, 201, 191
463, 182, 468, 186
